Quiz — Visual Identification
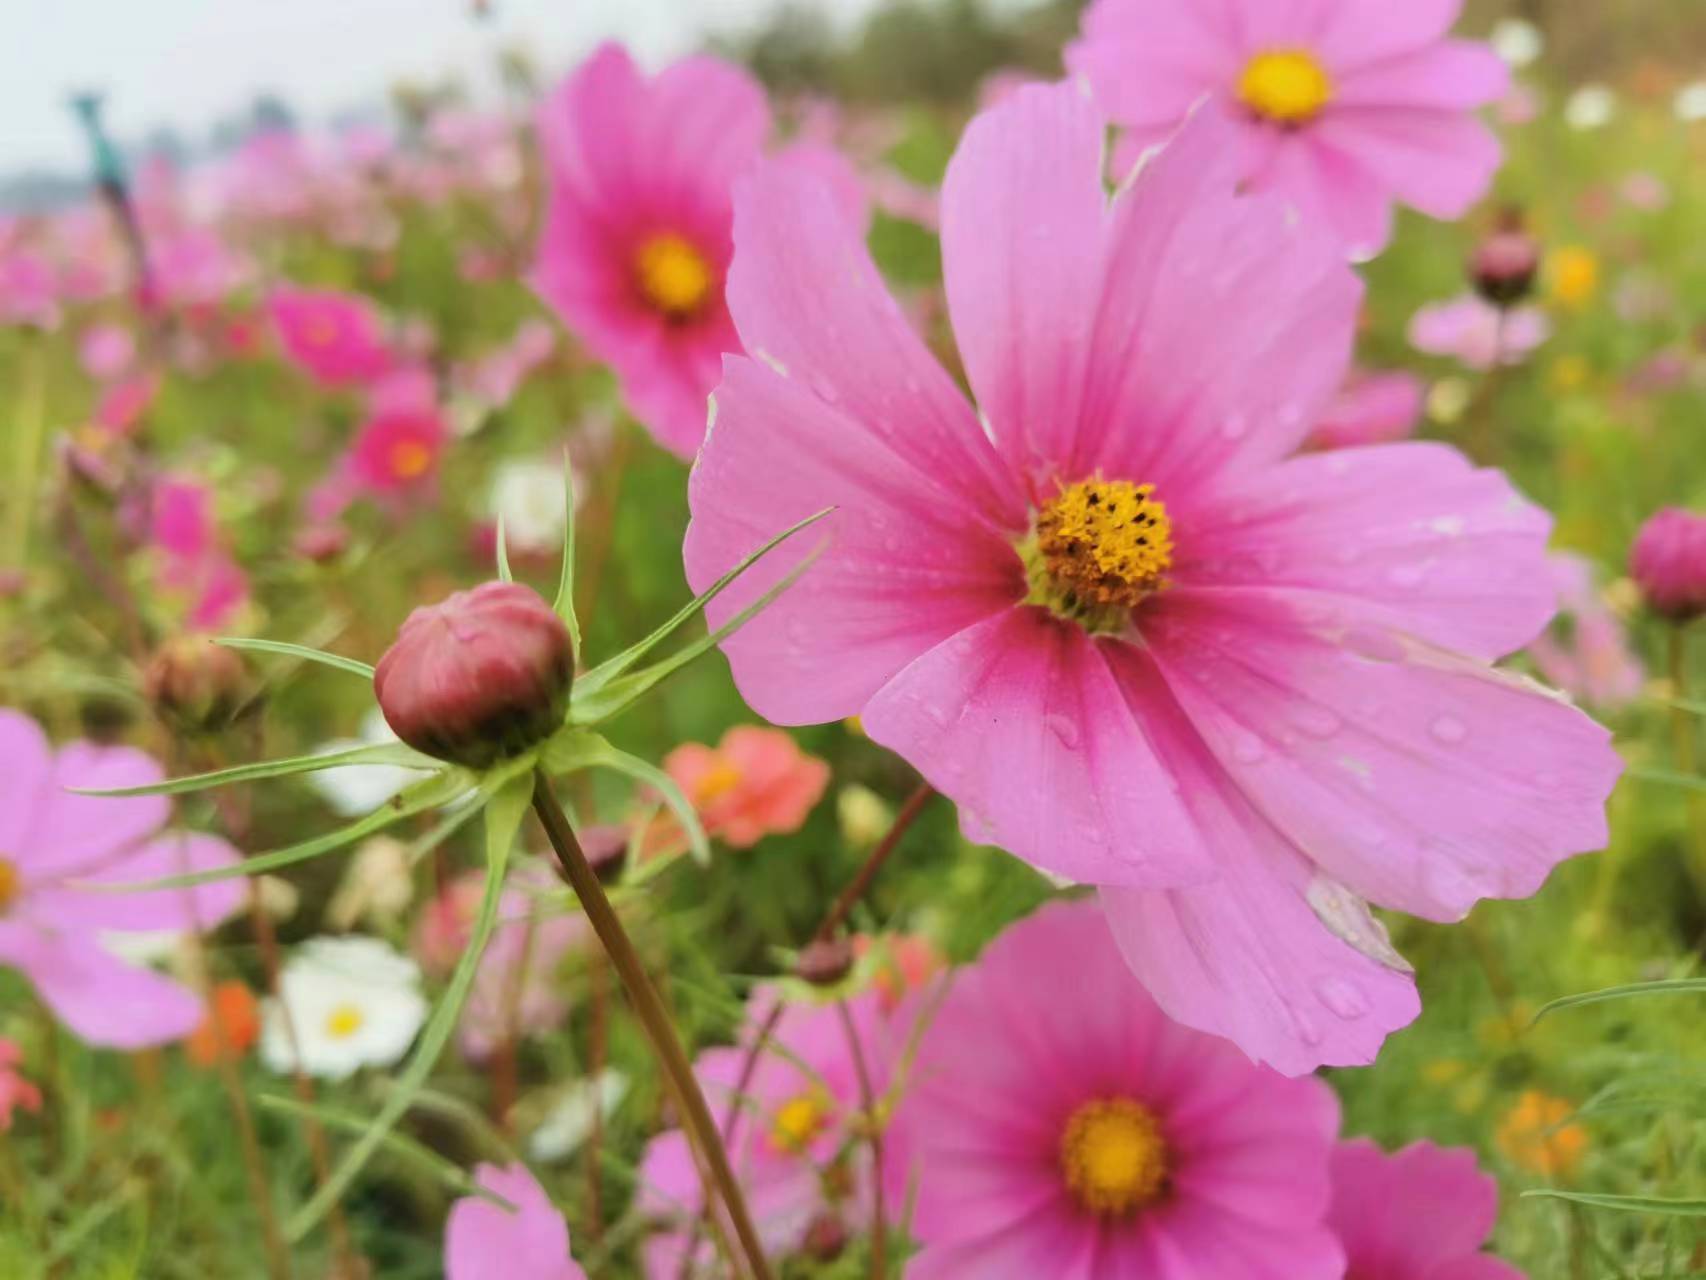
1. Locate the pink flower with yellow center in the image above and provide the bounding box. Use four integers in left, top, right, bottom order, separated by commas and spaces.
1065, 0, 1510, 256
1328, 1139, 1524, 1280
268, 284, 395, 387
531, 43, 862, 460
445, 1162, 585, 1280
685, 83, 1620, 1075
888, 901, 1346, 1278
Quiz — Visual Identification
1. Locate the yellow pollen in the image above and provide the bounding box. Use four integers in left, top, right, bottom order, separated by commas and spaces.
770, 1090, 829, 1154
1238, 48, 1333, 125
0, 857, 18, 911
634, 233, 714, 320
324, 1004, 365, 1040
389, 439, 433, 479
1059, 1097, 1169, 1217
695, 759, 744, 805
1028, 478, 1173, 627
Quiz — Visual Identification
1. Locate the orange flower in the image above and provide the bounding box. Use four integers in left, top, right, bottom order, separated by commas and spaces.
1496, 1089, 1587, 1178
658, 726, 830, 851
185, 980, 261, 1067
853, 932, 945, 1011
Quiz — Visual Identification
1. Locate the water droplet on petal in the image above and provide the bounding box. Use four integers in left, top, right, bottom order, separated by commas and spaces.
1045, 714, 1081, 750
1314, 976, 1370, 1020
1429, 714, 1468, 745
1231, 732, 1266, 764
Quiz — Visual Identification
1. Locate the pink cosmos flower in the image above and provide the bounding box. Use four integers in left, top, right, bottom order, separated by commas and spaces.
445, 1162, 584, 1280
145, 229, 253, 312
0, 1038, 42, 1130
685, 84, 1619, 1074
146, 475, 251, 631
660, 725, 831, 850
1327, 1139, 1524, 1279
1527, 554, 1643, 709
0, 247, 59, 329
889, 900, 1345, 1278
1629, 507, 1706, 621
269, 285, 395, 387
79, 324, 136, 381
95, 373, 161, 436
531, 43, 862, 460
1311, 369, 1425, 449
457, 867, 589, 1062
1066, 0, 1509, 256
1409, 294, 1549, 371
347, 403, 448, 496
0, 710, 244, 1048
638, 989, 886, 1273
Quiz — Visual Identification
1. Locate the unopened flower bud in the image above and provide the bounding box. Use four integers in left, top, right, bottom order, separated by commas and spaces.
374, 581, 573, 767
293, 523, 349, 563
144, 635, 248, 733
800, 1212, 849, 1262
1469, 218, 1541, 307
794, 937, 855, 987
1629, 507, 1706, 622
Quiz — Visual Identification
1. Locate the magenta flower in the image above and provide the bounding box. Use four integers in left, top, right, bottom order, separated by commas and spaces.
1630, 507, 1706, 622
531, 44, 862, 460
269, 284, 395, 387
1409, 294, 1549, 371
0, 711, 244, 1048
444, 1162, 584, 1280
1311, 369, 1425, 450
638, 989, 886, 1273
146, 475, 251, 631
1066, 0, 1508, 255
1327, 1139, 1523, 1279
685, 84, 1619, 1074
889, 901, 1345, 1279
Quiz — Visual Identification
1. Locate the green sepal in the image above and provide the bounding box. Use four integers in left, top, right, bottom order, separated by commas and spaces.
543, 728, 710, 865
67, 742, 438, 798
1532, 977, 1706, 1023
495, 514, 514, 583
1521, 1189, 1706, 1217
551, 451, 581, 655
286, 768, 531, 1242
215, 636, 374, 679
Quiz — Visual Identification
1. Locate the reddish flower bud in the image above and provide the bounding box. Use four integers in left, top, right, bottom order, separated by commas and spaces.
293, 523, 349, 563
1629, 507, 1706, 622
800, 1212, 849, 1263
794, 937, 855, 987
373, 581, 574, 767
1469, 224, 1541, 306
144, 634, 249, 733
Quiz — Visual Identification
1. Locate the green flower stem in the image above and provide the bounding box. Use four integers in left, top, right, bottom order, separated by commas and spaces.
1669, 627, 1706, 900
529, 770, 775, 1280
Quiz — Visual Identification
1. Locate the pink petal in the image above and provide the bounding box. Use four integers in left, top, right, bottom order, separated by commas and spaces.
31, 832, 245, 934
1334, 40, 1510, 111
1329, 1139, 1501, 1274
1314, 0, 1466, 66
27, 743, 168, 880
1066, 0, 1237, 131
1178, 442, 1556, 660
1143, 589, 1621, 923
1314, 108, 1503, 222
0, 924, 202, 1049
861, 609, 1214, 888
685, 358, 1022, 724
445, 1162, 582, 1280
0, 710, 52, 854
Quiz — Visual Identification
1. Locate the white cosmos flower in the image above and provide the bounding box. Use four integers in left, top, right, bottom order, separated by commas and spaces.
488, 459, 571, 555
1564, 85, 1616, 130
1676, 81, 1706, 123
260, 936, 427, 1079
1489, 19, 1542, 68
308, 708, 426, 817
527, 1069, 630, 1163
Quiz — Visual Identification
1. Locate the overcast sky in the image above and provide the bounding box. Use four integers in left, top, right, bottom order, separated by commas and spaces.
4, 0, 1005, 173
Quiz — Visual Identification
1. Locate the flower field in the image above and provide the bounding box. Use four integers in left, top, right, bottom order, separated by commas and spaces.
1, 1, 1704, 1276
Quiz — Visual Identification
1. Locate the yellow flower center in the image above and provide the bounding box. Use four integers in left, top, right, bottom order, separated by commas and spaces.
1238, 49, 1333, 125
1059, 1097, 1169, 1217
770, 1089, 830, 1154
1022, 478, 1173, 632
388, 439, 434, 480
324, 1004, 365, 1040
694, 759, 744, 805
0, 856, 18, 912
634, 233, 714, 320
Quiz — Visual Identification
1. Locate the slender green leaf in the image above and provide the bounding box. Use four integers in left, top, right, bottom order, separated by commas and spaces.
286, 771, 529, 1241
573, 507, 830, 703
1533, 978, 1706, 1023
1627, 766, 1706, 795
572, 537, 825, 726
216, 636, 374, 679
256, 1095, 514, 1209
495, 514, 513, 582
544, 729, 709, 864
1522, 1189, 1706, 1217
552, 451, 581, 654
88, 771, 466, 892
67, 742, 437, 798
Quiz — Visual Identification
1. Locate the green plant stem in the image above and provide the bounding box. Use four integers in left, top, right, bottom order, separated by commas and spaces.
530, 770, 774, 1280
1670, 627, 1706, 900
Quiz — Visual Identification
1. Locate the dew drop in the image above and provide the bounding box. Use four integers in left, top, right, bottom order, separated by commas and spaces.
1290, 704, 1342, 739
1429, 714, 1468, 745
1045, 714, 1081, 750
1231, 732, 1267, 764
1314, 976, 1370, 1020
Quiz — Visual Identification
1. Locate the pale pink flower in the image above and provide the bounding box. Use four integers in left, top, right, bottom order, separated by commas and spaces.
1409, 294, 1549, 370
0, 711, 244, 1048
1528, 554, 1643, 709
1312, 369, 1425, 449
1328, 1139, 1524, 1279
685, 84, 1619, 1074
445, 1162, 584, 1280
638, 990, 886, 1274
531, 44, 862, 459
95, 373, 161, 436
661, 725, 830, 849
889, 900, 1345, 1279
1066, 0, 1509, 256
0, 248, 59, 329
0, 1038, 42, 1130
412, 872, 487, 979
457, 867, 590, 1062
269, 284, 395, 387
78, 324, 136, 381
146, 229, 252, 311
